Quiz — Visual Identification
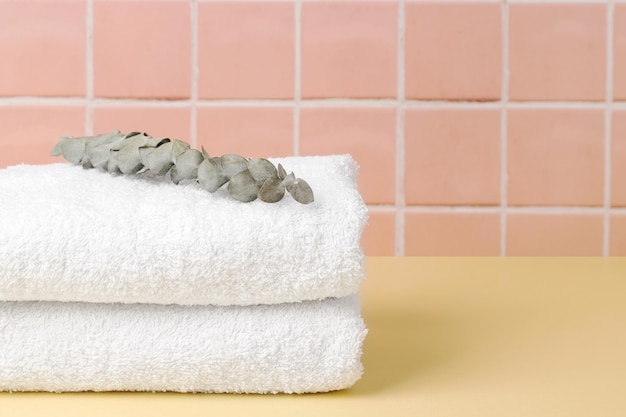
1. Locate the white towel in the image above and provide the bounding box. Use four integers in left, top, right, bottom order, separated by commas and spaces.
0, 155, 367, 306
0, 296, 366, 393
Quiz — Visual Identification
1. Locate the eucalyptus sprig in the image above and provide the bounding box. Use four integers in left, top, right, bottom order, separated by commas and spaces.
51, 131, 314, 204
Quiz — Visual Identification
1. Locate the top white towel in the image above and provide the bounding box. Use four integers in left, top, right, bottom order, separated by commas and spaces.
0, 155, 367, 306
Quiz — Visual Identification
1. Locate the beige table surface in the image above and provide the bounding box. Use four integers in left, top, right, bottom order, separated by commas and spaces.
2, 257, 626, 417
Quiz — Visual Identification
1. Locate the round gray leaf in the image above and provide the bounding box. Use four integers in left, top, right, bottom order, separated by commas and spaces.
258, 174, 285, 203
60, 138, 86, 164
286, 179, 314, 204
228, 169, 259, 202
173, 149, 204, 180
143, 142, 175, 175
197, 158, 229, 192
221, 154, 248, 178
248, 158, 277, 184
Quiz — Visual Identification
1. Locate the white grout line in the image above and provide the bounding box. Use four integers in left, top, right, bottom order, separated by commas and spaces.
395, 0, 406, 256
406, 0, 501, 2
86, 0, 94, 135
294, 0, 302, 156
507, 206, 608, 214
196, 99, 294, 108
508, 0, 609, 3
405, 206, 502, 213
506, 101, 608, 109
400, 205, 610, 214
403, 100, 501, 109
500, 0, 509, 256
198, 0, 288, 1
0, 98, 89, 106
301, 99, 398, 108
604, 0, 615, 256
367, 204, 626, 214
190, 0, 198, 149
2, 96, 624, 109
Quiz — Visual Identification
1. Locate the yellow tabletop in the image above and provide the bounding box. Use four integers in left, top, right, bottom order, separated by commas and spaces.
2, 257, 626, 417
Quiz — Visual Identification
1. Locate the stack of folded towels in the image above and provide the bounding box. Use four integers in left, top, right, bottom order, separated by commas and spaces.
0, 154, 368, 393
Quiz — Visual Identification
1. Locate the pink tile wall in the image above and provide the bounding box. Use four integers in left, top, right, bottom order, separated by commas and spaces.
509, 3, 606, 101
0, 0, 86, 97
93, 0, 191, 98
0, 0, 623, 256
405, 2, 501, 101
197, 107, 293, 157
198, 2, 294, 99
507, 109, 605, 206
405, 109, 501, 205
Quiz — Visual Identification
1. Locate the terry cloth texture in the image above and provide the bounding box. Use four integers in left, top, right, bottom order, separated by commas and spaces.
0, 296, 366, 393
0, 155, 367, 306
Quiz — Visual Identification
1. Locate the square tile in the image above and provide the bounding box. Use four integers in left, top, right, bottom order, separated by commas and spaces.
0, 106, 85, 168
362, 210, 395, 256
507, 213, 603, 256
508, 109, 604, 206
301, 1, 397, 98
509, 3, 606, 101
93, 106, 191, 142
405, 109, 500, 205
300, 107, 396, 204
197, 107, 293, 158
613, 111, 626, 207
405, 212, 500, 256
614, 4, 626, 100
610, 214, 626, 256
405, 2, 501, 101
93, 0, 191, 98
198, 2, 294, 99
0, 0, 85, 97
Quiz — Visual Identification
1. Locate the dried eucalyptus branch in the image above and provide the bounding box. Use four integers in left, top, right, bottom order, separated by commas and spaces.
51, 131, 314, 204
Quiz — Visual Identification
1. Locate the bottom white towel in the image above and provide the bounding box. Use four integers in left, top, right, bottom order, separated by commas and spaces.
0, 296, 366, 393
